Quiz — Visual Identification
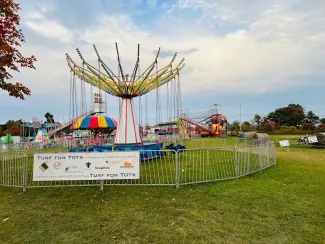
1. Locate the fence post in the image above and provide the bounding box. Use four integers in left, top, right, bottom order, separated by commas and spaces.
21, 153, 28, 192
248, 145, 251, 175
234, 147, 238, 179
266, 142, 270, 167
100, 180, 104, 191
258, 144, 263, 172
273, 142, 277, 165
206, 149, 210, 181
175, 150, 180, 189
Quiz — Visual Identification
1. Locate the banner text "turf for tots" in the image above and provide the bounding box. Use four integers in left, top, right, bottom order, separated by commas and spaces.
37, 155, 84, 160
90, 173, 136, 177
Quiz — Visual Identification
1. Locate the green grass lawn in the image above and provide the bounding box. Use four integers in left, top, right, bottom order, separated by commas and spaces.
1, 136, 324, 243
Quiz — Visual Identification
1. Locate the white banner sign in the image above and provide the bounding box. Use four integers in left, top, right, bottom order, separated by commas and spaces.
279, 140, 290, 147
33, 152, 140, 181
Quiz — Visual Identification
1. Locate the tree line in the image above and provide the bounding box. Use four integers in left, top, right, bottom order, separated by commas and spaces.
0, 112, 56, 137
230, 104, 325, 134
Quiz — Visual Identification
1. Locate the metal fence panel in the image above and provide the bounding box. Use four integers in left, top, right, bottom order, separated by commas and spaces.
0, 153, 25, 187
178, 148, 237, 185
0, 142, 277, 191
104, 150, 177, 186
0, 143, 41, 155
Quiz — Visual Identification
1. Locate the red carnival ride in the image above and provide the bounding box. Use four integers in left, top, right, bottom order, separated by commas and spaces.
179, 113, 228, 137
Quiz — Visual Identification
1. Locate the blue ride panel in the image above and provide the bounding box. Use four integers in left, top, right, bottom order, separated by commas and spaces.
114, 143, 164, 161
69, 143, 164, 161
165, 143, 186, 153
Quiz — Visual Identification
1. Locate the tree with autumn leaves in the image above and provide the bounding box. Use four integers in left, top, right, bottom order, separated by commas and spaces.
0, 0, 36, 99
0, 121, 19, 136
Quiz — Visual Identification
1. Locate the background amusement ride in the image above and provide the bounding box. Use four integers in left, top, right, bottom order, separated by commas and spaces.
66, 43, 185, 146
65, 43, 228, 151
7, 43, 229, 151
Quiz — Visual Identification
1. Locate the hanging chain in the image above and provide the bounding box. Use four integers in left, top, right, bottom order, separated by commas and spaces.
73, 72, 78, 119
69, 71, 72, 121
178, 75, 182, 117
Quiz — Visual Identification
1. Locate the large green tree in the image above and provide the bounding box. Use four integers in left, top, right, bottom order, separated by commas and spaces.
45, 112, 55, 123
0, 0, 37, 99
230, 120, 240, 131
267, 104, 305, 127
266, 111, 277, 122
252, 114, 262, 127
5, 119, 18, 129
305, 110, 319, 125
241, 121, 252, 132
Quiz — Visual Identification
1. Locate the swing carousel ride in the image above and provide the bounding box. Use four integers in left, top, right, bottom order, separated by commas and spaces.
66, 43, 185, 152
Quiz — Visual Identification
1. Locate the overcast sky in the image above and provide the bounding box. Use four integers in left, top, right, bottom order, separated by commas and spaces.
1, 0, 325, 124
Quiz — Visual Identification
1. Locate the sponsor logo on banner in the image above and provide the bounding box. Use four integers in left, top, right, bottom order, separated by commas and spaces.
53, 162, 61, 169
120, 161, 134, 168
65, 166, 79, 173
39, 162, 49, 172
95, 166, 111, 170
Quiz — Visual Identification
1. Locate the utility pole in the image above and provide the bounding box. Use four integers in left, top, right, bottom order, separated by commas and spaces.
239, 103, 241, 130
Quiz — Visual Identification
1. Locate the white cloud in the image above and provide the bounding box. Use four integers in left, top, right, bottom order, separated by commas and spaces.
24, 11, 44, 20
177, 0, 207, 9
25, 20, 74, 43
147, 0, 157, 8
160, 0, 325, 93
7, 0, 325, 124
21, 3, 325, 95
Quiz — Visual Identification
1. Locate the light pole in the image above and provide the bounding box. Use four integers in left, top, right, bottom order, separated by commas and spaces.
239, 103, 242, 131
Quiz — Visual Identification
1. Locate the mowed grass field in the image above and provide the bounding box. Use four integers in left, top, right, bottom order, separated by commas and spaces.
1, 135, 325, 244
